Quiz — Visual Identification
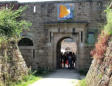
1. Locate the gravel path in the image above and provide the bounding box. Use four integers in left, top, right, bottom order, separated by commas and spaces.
29, 69, 85, 86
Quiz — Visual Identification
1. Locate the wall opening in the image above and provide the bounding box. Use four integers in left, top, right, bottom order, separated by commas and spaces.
56, 37, 77, 69
18, 38, 34, 68
18, 38, 33, 46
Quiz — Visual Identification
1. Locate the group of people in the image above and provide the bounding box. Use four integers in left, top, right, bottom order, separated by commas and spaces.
60, 52, 77, 69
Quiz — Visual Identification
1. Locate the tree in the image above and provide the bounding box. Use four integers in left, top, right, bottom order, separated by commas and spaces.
0, 6, 31, 44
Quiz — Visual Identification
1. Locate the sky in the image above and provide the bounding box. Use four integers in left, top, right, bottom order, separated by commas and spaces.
0, 0, 71, 2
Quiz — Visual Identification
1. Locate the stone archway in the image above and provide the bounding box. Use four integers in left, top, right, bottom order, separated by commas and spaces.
56, 37, 77, 69
45, 22, 89, 71
52, 33, 79, 70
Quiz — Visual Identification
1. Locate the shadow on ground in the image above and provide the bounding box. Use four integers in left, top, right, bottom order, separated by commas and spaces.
44, 69, 85, 80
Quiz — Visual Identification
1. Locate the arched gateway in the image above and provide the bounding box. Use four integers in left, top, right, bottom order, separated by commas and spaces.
45, 22, 89, 71
56, 37, 77, 69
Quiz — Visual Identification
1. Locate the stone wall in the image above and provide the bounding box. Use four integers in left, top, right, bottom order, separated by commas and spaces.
0, 42, 28, 86
77, 45, 93, 71
17, 0, 109, 71
19, 46, 35, 69
86, 37, 112, 86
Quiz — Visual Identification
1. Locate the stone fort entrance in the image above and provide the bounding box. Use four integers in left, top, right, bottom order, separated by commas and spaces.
18, 22, 92, 71
45, 22, 89, 71
16, 0, 107, 71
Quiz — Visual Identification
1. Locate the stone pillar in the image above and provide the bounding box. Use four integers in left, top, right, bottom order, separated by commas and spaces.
74, 33, 81, 71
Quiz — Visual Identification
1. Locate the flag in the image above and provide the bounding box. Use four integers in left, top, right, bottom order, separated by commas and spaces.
57, 3, 74, 20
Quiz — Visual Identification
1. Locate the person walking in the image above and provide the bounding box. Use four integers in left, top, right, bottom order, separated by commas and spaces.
68, 52, 72, 69
72, 52, 77, 68
60, 53, 64, 68
63, 52, 67, 68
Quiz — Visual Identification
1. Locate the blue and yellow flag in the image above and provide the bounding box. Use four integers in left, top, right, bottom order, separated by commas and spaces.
57, 3, 74, 20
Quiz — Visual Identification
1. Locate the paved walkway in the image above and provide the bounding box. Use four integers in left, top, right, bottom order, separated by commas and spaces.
29, 69, 85, 86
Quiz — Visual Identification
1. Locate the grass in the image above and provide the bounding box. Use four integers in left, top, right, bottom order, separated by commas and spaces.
75, 79, 87, 86
12, 69, 51, 86
11, 74, 41, 86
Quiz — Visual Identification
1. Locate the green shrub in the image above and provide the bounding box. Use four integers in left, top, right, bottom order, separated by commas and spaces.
36, 67, 50, 75
15, 75, 40, 86
0, 6, 31, 40
11, 71, 41, 86
76, 79, 87, 86
104, 8, 112, 35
